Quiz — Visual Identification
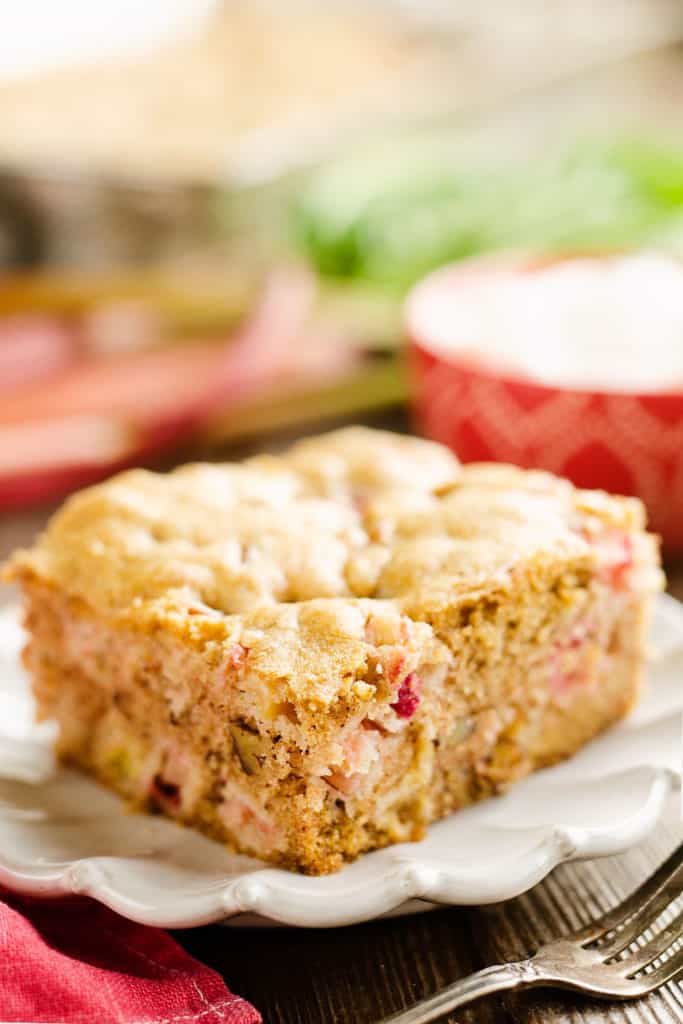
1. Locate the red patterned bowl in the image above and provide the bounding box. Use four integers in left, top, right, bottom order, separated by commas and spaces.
407, 254, 683, 552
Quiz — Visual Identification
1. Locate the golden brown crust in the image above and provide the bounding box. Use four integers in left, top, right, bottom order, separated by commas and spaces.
4, 426, 653, 618
5, 427, 661, 706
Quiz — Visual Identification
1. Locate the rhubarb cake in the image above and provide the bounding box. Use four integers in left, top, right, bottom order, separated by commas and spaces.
5, 428, 663, 874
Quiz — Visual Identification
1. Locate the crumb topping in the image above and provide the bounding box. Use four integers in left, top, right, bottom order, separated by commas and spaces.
5, 427, 659, 696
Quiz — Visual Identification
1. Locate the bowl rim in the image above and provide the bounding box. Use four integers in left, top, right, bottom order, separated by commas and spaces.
405, 250, 683, 402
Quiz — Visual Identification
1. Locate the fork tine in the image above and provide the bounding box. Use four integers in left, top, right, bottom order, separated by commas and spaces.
620, 908, 683, 975
635, 941, 683, 992
592, 857, 683, 957
578, 843, 683, 946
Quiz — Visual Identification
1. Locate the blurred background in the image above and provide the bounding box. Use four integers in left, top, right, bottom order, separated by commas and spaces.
2, 0, 683, 574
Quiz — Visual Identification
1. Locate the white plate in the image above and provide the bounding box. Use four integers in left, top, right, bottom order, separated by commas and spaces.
0, 597, 681, 929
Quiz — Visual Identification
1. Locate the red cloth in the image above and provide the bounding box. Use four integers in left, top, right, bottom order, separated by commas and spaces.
0, 890, 261, 1024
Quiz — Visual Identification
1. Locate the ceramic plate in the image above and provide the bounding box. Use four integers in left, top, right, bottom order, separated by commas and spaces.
0, 597, 681, 929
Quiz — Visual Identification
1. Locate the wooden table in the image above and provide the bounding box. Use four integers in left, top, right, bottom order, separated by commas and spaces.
1, 490, 682, 1024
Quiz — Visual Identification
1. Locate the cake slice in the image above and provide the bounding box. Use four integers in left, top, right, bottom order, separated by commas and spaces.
5, 428, 663, 874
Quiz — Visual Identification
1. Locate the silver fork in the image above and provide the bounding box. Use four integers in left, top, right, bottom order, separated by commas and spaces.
378, 842, 683, 1023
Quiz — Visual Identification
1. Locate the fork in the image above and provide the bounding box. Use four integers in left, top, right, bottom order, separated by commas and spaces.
378, 842, 683, 1023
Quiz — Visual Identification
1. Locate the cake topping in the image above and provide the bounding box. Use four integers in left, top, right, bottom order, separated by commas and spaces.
7, 427, 646, 631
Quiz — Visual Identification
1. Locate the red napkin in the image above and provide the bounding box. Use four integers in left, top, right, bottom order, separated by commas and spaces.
0, 889, 261, 1024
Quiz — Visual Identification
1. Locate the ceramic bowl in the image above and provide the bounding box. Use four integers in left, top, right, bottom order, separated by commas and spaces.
407, 254, 683, 552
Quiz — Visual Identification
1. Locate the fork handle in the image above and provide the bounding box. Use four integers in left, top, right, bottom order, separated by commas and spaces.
377, 960, 542, 1024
